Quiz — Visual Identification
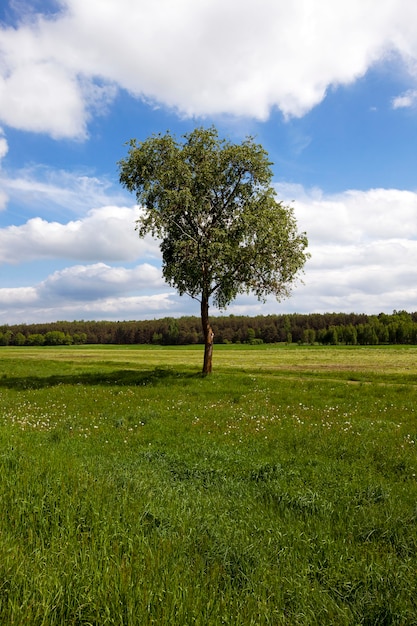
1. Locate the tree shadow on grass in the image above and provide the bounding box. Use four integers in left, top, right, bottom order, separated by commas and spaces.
0, 367, 200, 391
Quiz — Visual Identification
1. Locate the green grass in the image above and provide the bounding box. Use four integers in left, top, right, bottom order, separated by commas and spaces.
1, 344, 417, 624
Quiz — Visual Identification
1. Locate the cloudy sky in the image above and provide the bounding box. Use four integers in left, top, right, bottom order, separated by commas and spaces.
1, 0, 417, 324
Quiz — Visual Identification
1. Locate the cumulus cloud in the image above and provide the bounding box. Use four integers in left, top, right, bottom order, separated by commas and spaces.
0, 261, 176, 323
0, 205, 160, 263
0, 290, 179, 324
2, 183, 417, 322
277, 184, 417, 244
274, 184, 417, 314
39, 262, 165, 300
1, 0, 417, 137
0, 286, 38, 307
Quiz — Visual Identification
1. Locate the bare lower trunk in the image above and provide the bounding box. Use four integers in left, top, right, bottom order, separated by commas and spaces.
201, 295, 214, 375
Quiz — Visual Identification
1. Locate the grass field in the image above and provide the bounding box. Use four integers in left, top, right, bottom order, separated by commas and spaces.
1, 344, 417, 625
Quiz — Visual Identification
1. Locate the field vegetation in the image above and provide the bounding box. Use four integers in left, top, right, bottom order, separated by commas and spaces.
1, 344, 417, 624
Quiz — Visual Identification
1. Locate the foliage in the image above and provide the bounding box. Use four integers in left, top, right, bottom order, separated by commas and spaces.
118, 126, 308, 372
119, 126, 308, 308
1, 345, 417, 624
4, 310, 417, 347
44, 330, 73, 346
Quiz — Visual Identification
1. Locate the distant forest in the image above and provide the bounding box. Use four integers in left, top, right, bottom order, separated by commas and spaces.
1, 310, 417, 346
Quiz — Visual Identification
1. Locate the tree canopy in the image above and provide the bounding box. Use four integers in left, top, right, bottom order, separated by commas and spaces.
119, 126, 309, 373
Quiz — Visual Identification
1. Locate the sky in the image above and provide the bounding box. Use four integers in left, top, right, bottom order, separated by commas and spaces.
1, 0, 417, 325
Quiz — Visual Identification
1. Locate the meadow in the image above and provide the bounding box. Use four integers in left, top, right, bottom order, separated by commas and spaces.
1, 343, 417, 625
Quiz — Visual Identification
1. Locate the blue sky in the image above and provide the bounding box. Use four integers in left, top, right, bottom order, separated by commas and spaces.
1, 0, 417, 324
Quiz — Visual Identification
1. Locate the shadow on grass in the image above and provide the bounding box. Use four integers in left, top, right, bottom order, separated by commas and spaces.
0, 367, 201, 390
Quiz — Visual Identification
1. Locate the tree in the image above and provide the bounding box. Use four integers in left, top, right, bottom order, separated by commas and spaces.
14, 332, 26, 346
44, 330, 72, 345
0, 330, 12, 346
119, 126, 309, 374
27, 333, 45, 346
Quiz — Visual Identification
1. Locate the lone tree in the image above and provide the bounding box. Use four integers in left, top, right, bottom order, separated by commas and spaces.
119, 126, 309, 374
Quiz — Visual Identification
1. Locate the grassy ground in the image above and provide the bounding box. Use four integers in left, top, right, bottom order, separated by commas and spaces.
1, 344, 417, 625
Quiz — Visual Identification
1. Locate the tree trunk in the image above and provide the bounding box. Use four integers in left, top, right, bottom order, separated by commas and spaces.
201, 294, 214, 375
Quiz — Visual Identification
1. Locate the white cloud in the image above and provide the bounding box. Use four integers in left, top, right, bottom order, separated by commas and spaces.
392, 88, 417, 108
1, 0, 417, 137
39, 262, 165, 300
0, 261, 176, 323
0, 185, 417, 323
0, 205, 160, 263
1, 167, 128, 216
0, 127, 8, 210
0, 131, 8, 161
0, 60, 87, 139
273, 184, 417, 314
0, 291, 178, 324
0, 286, 38, 307
277, 184, 417, 243
2, 180, 417, 322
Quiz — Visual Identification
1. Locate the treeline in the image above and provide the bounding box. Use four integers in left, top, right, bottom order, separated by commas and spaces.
1, 310, 417, 346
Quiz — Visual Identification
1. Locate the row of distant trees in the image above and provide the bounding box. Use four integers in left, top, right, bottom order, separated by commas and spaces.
1, 310, 417, 346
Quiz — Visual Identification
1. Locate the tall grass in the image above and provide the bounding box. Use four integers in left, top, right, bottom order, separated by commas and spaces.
1, 345, 417, 624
